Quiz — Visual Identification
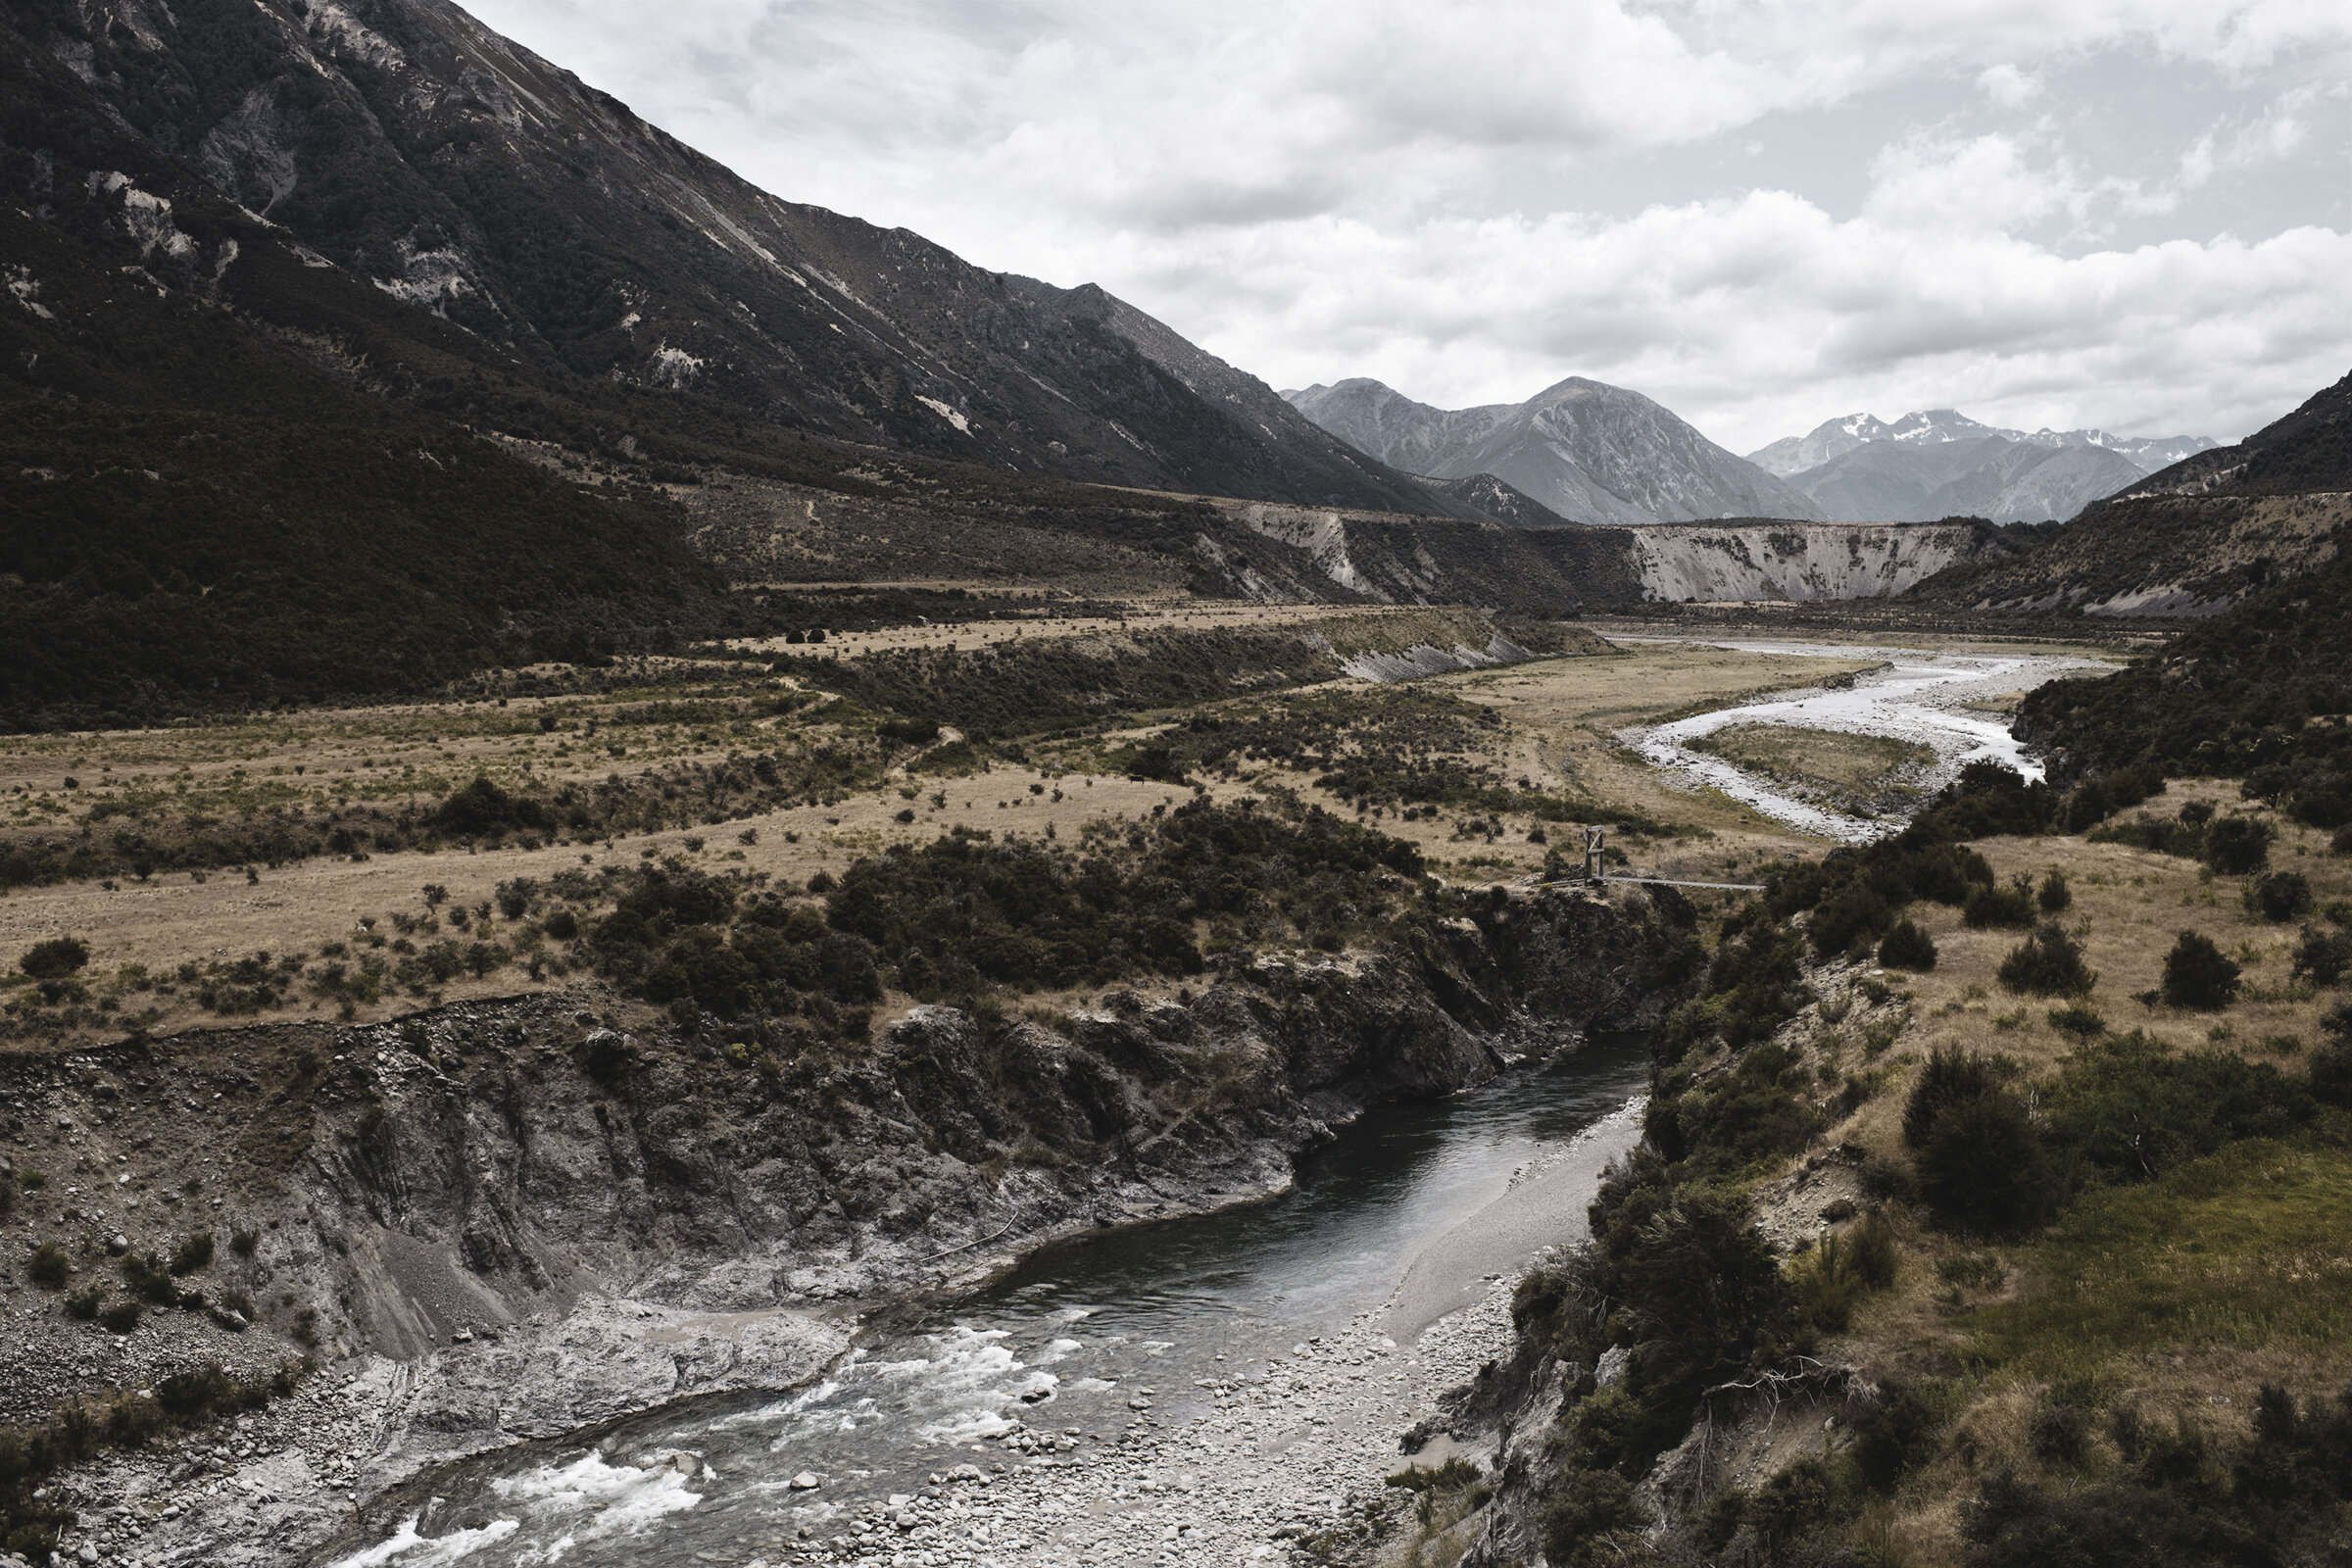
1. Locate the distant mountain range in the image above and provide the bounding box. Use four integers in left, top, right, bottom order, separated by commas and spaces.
1748, 410, 2219, 523
1284, 377, 1822, 527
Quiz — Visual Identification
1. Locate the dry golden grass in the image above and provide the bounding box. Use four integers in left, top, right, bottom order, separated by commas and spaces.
1777, 781, 2352, 1563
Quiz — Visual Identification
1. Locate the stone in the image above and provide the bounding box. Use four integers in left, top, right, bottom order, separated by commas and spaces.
106, 1234, 129, 1256
789, 1471, 821, 1491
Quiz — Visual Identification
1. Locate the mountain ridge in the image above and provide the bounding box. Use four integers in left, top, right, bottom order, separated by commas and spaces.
0, 0, 1505, 523
1283, 376, 1822, 527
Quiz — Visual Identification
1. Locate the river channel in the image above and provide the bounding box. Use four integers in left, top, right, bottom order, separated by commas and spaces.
1618, 637, 2109, 842
330, 1042, 1655, 1566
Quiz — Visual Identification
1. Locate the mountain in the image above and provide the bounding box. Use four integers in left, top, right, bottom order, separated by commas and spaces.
1283, 377, 1823, 526
1906, 368, 2352, 617
2110, 368, 2352, 501
1748, 409, 2216, 480
0, 0, 1484, 520
1747, 409, 2220, 522
1785, 435, 2146, 523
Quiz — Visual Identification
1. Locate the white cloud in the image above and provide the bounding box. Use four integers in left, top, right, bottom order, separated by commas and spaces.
1976, 63, 2040, 106
466, 0, 2352, 448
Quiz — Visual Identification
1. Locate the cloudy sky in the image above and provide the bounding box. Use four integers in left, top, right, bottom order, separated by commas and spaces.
466, 0, 2352, 453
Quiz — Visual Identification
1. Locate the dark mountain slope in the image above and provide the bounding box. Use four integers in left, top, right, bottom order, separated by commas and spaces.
1907, 368, 2352, 617
2115, 368, 2352, 500
0, 401, 739, 728
0, 0, 1473, 515
2018, 541, 2352, 813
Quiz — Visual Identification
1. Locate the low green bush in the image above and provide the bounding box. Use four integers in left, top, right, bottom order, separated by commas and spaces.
25, 1242, 68, 1289
1878, 919, 1937, 971
1997, 923, 2096, 997
2161, 931, 2240, 1009
19, 937, 89, 979
2247, 870, 2315, 923
2203, 815, 2273, 875
1963, 882, 2037, 930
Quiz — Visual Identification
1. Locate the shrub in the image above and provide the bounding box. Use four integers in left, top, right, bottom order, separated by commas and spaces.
1877, 919, 1937, 972
2048, 1003, 2107, 1040
2161, 931, 2240, 1010
2247, 870, 2315, 923
2310, 1010, 2352, 1105
1963, 882, 2037, 930
1790, 1214, 1899, 1332
26, 1242, 69, 1289
1540, 1468, 1649, 1566
19, 936, 89, 978
100, 1299, 141, 1334
2044, 1033, 2311, 1181
170, 1233, 215, 1277
2037, 870, 2073, 913
2292, 926, 2352, 986
2203, 816, 2272, 875
1918, 1092, 2058, 1234
1997, 922, 2096, 997
1904, 1048, 2001, 1148
65, 1285, 102, 1320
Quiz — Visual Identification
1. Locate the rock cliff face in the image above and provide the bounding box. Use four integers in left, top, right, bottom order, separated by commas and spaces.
1626, 520, 2016, 602
3, 885, 1698, 1563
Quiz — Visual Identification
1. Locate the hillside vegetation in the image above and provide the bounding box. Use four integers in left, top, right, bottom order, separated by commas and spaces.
0, 403, 742, 729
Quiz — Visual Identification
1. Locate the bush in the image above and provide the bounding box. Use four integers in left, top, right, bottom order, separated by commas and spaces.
2247, 870, 2315, 922
26, 1242, 68, 1289
1878, 918, 1938, 971
1540, 1468, 1650, 1566
2203, 816, 2273, 875
2292, 926, 2352, 986
19, 937, 89, 978
1790, 1214, 1899, 1332
170, 1233, 215, 1277
1963, 881, 2037, 930
100, 1299, 141, 1334
2044, 1034, 2311, 1181
2037, 870, 2073, 913
65, 1285, 102, 1320
1904, 1049, 2001, 1148
2310, 1010, 2352, 1105
1997, 922, 2096, 997
2048, 1003, 2107, 1040
2161, 931, 2240, 1010
1918, 1092, 2058, 1234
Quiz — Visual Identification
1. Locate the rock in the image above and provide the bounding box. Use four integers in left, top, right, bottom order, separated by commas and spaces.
789, 1471, 821, 1491
106, 1234, 129, 1256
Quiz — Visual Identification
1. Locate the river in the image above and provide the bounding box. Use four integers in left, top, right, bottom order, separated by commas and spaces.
1617, 637, 2108, 842
327, 1042, 1655, 1566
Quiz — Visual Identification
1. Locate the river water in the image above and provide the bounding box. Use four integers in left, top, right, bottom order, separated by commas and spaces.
329, 1041, 1654, 1566
1617, 637, 2107, 843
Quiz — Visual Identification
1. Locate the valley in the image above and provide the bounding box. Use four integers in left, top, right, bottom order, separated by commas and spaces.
6, 4, 2352, 1568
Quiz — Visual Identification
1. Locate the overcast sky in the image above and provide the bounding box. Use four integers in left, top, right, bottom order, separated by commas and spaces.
465, 0, 2352, 453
